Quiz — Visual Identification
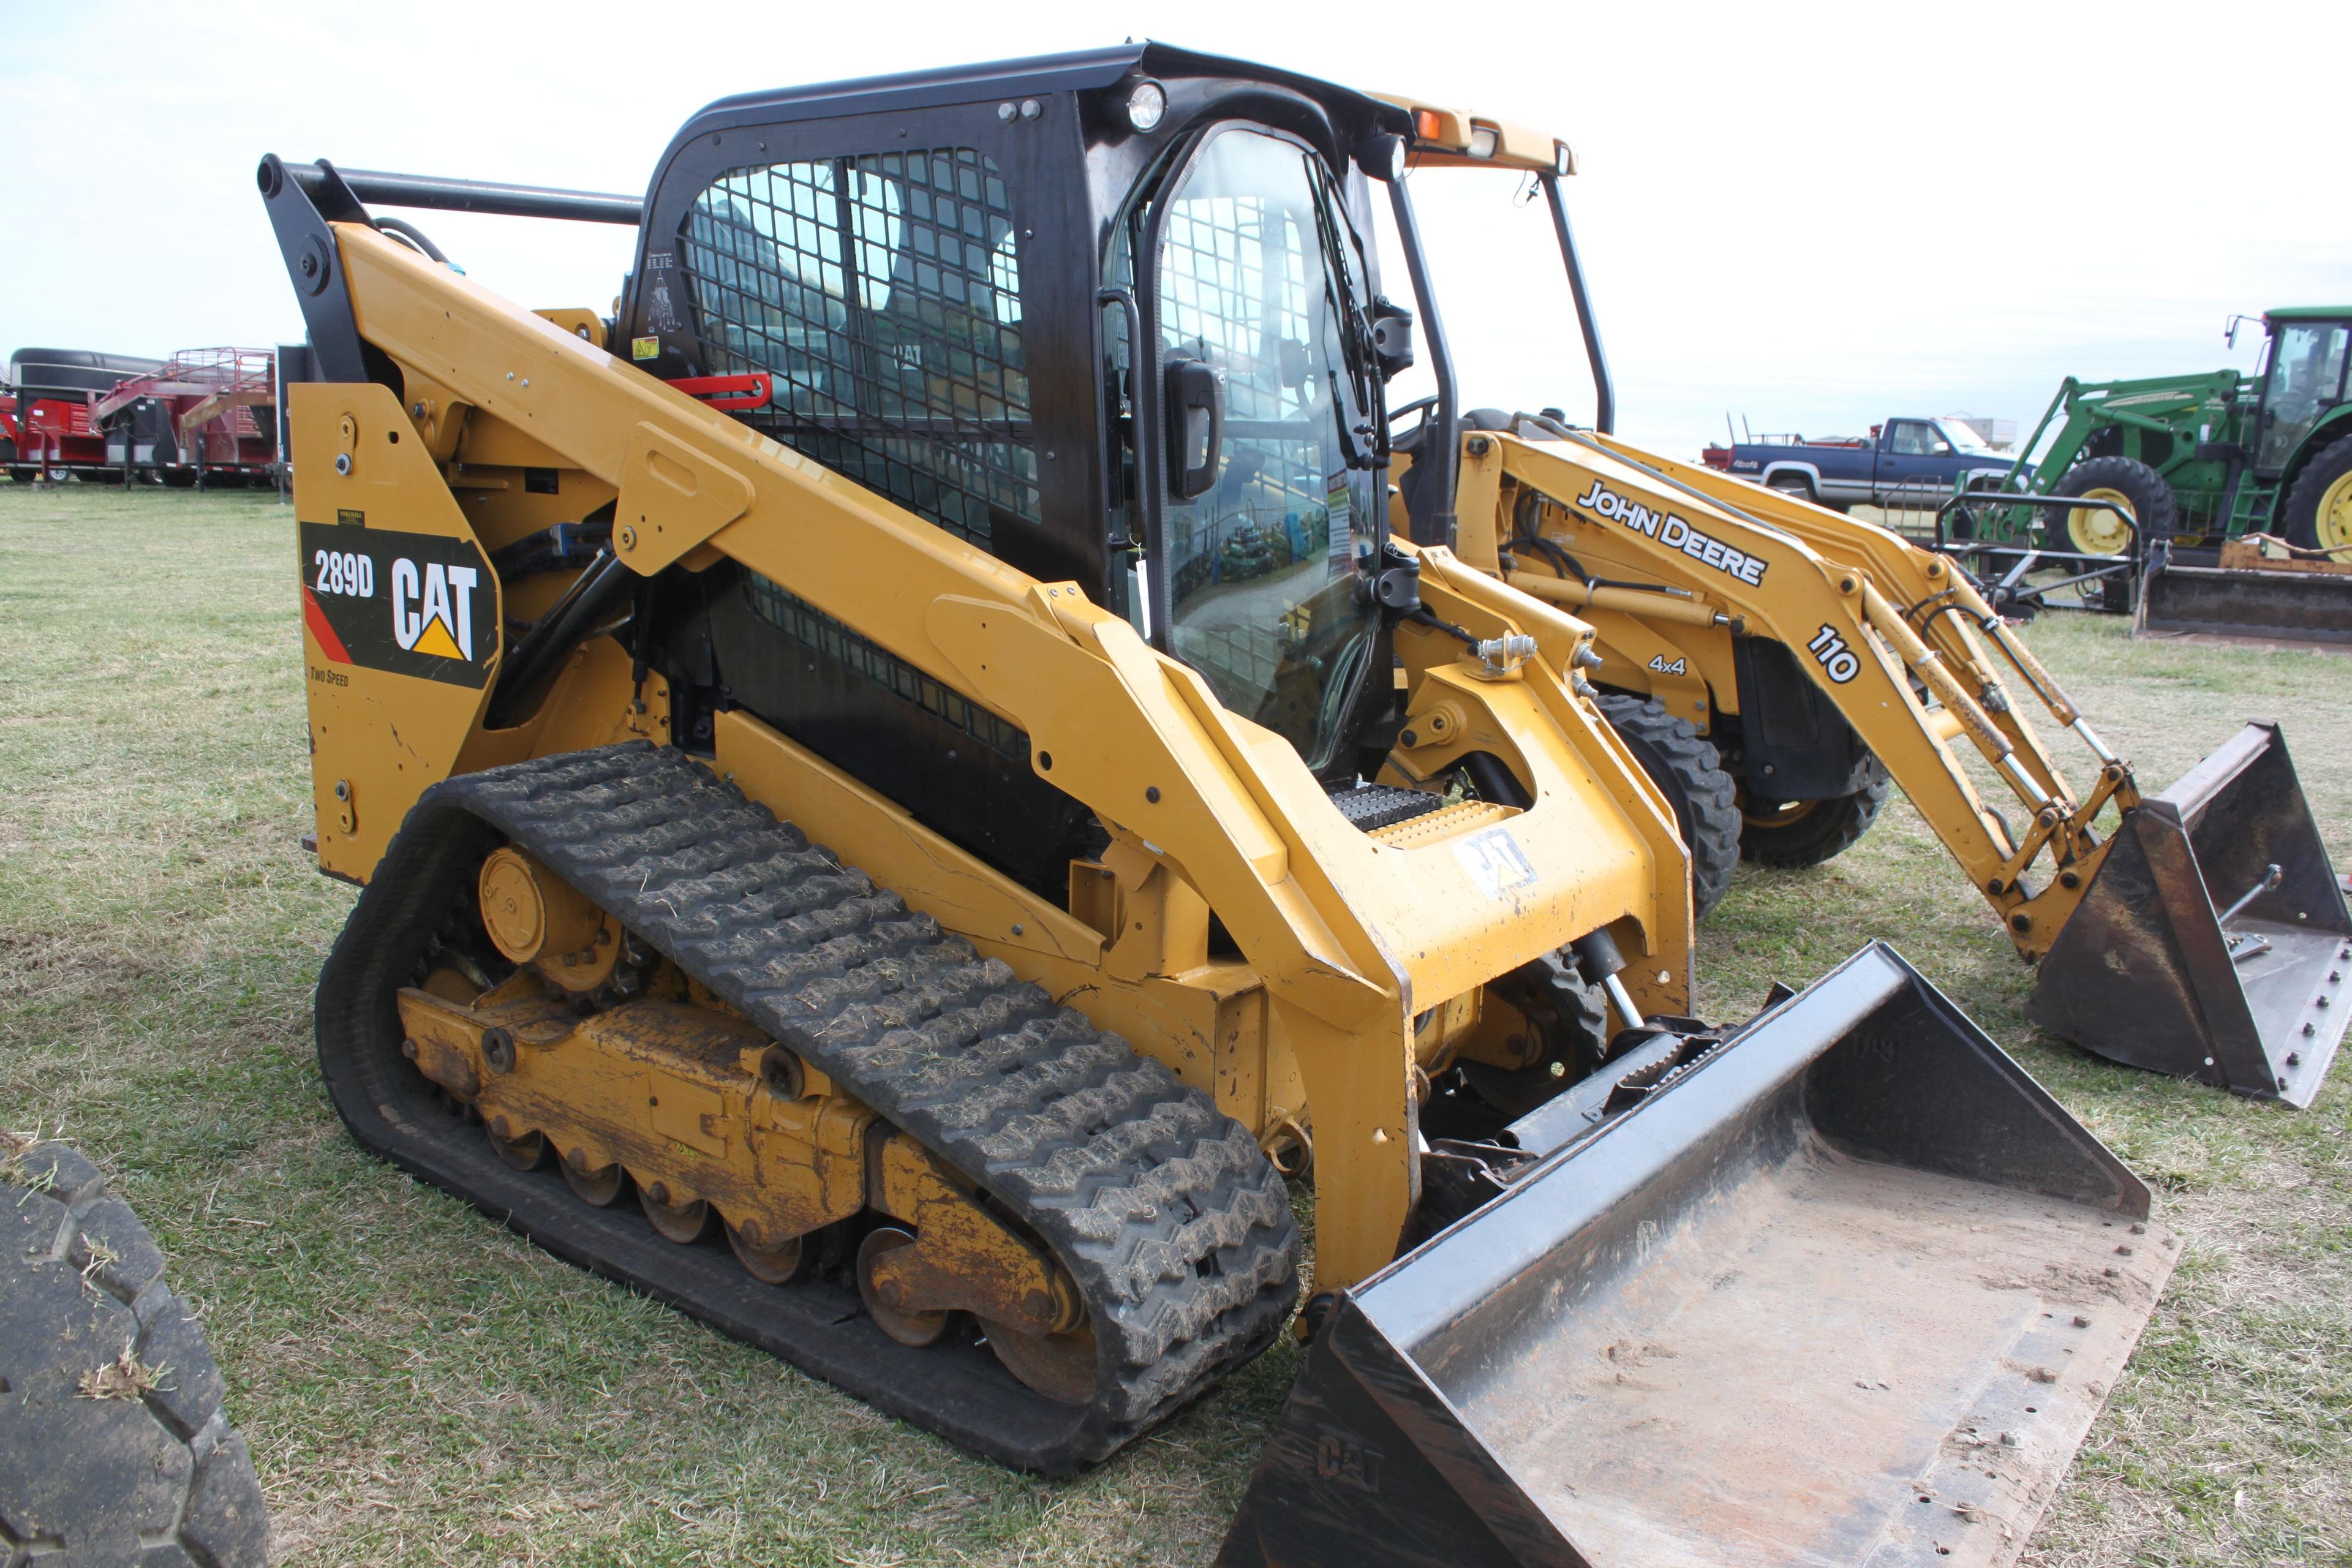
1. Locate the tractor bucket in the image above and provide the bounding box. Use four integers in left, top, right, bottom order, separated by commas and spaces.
1219, 943, 2173, 1568
2030, 722, 2350, 1106
2141, 557, 2352, 646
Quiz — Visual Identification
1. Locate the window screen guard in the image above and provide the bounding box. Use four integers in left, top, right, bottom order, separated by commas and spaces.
679, 148, 1038, 551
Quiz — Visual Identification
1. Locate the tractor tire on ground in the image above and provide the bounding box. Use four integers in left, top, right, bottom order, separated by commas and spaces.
2281, 432, 2352, 556
2050, 455, 2174, 559
1739, 754, 1891, 867
1597, 695, 1741, 919
0, 1139, 268, 1567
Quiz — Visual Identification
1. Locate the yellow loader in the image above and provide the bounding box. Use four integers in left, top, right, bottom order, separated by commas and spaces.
264, 45, 2173, 1566
1378, 101, 2350, 1107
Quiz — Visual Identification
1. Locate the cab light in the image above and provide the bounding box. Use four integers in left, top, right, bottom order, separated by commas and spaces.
1124, 79, 1167, 132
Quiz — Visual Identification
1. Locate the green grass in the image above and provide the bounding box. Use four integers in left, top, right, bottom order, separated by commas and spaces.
4, 484, 2348, 1565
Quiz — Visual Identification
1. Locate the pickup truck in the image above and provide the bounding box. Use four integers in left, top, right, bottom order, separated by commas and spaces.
1700, 417, 2017, 511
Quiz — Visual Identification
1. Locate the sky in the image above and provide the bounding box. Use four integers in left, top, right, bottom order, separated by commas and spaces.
4, 0, 2346, 461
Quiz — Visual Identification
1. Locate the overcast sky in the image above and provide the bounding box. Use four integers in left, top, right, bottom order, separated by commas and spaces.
5, 1, 2345, 460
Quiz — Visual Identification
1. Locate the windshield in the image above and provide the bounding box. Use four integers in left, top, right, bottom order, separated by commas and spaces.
1936, 420, 1999, 455
1148, 127, 1384, 769
2258, 322, 2350, 470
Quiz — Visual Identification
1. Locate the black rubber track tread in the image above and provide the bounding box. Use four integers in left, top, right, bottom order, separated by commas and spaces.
315, 743, 1299, 1471
0, 1140, 269, 1567
2282, 432, 2352, 552
1740, 757, 1892, 867
1597, 694, 1742, 919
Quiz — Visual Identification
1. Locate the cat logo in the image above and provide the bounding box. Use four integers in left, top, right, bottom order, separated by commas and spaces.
298, 520, 497, 689
390, 559, 479, 662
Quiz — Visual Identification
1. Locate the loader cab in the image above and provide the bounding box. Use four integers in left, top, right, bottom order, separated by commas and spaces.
622, 46, 1415, 886
2253, 308, 2351, 475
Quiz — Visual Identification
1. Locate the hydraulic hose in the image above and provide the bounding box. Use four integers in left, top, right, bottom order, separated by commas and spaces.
484, 551, 635, 729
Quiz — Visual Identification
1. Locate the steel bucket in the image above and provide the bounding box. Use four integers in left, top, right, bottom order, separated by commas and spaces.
2030, 722, 2350, 1106
1219, 943, 2174, 1568
2141, 559, 2352, 646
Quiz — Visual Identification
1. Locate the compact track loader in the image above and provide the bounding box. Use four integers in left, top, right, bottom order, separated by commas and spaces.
265, 45, 2173, 1566
1374, 104, 2350, 1107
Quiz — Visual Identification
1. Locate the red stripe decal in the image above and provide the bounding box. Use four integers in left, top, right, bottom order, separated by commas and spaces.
302, 585, 352, 663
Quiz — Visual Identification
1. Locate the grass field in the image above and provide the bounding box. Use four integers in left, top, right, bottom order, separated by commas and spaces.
3, 483, 2347, 1567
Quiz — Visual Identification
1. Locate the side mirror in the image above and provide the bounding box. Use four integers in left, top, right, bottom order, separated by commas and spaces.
1166, 356, 1225, 500
1370, 295, 1416, 381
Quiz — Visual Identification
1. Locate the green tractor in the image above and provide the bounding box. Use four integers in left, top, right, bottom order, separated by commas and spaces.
1956, 307, 2352, 582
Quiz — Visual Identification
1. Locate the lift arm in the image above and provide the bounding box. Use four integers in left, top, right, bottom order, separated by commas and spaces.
1468, 424, 2140, 956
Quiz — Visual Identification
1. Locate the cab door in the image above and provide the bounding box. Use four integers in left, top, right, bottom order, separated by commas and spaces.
1127, 125, 1389, 772
2256, 321, 2350, 474
1877, 418, 1951, 506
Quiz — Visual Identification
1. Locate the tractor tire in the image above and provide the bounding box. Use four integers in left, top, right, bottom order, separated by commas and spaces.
0, 1139, 268, 1567
2281, 432, 2352, 556
2049, 456, 2175, 559
1740, 754, 1891, 868
1597, 695, 1741, 919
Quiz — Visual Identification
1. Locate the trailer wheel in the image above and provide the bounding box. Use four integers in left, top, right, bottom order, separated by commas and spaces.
1738, 755, 1891, 868
0, 1138, 269, 1566
2050, 456, 2174, 557
1597, 695, 1741, 919
2281, 432, 2352, 556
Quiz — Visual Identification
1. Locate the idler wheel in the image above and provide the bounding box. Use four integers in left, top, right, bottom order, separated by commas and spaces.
639, 1181, 710, 1243
856, 1226, 948, 1347
560, 1148, 628, 1207
980, 1316, 1098, 1406
726, 1220, 807, 1285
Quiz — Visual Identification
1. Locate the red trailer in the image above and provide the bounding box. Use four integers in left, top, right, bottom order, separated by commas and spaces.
4, 348, 162, 481
5, 345, 278, 486
94, 348, 279, 486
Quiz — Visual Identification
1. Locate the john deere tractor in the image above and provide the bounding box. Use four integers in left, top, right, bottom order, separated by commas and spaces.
1969, 306, 2352, 562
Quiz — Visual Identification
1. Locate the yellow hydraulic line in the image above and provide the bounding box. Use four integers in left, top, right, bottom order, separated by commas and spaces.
1508, 571, 1732, 630
1942, 573, 2125, 767
1858, 582, 2055, 810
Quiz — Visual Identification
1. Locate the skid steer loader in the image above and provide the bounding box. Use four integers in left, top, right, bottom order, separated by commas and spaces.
262, 44, 2173, 1566
1374, 103, 2350, 1108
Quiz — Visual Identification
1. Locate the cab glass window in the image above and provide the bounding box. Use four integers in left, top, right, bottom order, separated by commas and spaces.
1148, 128, 1383, 769
2259, 323, 2350, 470
679, 149, 1038, 551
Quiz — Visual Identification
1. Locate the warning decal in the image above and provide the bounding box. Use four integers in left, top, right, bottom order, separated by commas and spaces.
1455, 826, 1540, 904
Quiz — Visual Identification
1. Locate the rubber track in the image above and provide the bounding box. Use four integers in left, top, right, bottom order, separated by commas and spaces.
317, 742, 1299, 1469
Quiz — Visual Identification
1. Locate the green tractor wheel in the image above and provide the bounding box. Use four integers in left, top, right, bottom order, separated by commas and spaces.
2281, 433, 2352, 557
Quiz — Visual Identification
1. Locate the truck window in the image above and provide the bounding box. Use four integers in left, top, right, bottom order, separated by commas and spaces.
1890, 421, 1951, 458
677, 149, 1038, 554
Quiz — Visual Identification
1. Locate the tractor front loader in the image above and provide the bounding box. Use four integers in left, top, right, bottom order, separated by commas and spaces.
1378, 104, 2350, 1107
263, 45, 2172, 1567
